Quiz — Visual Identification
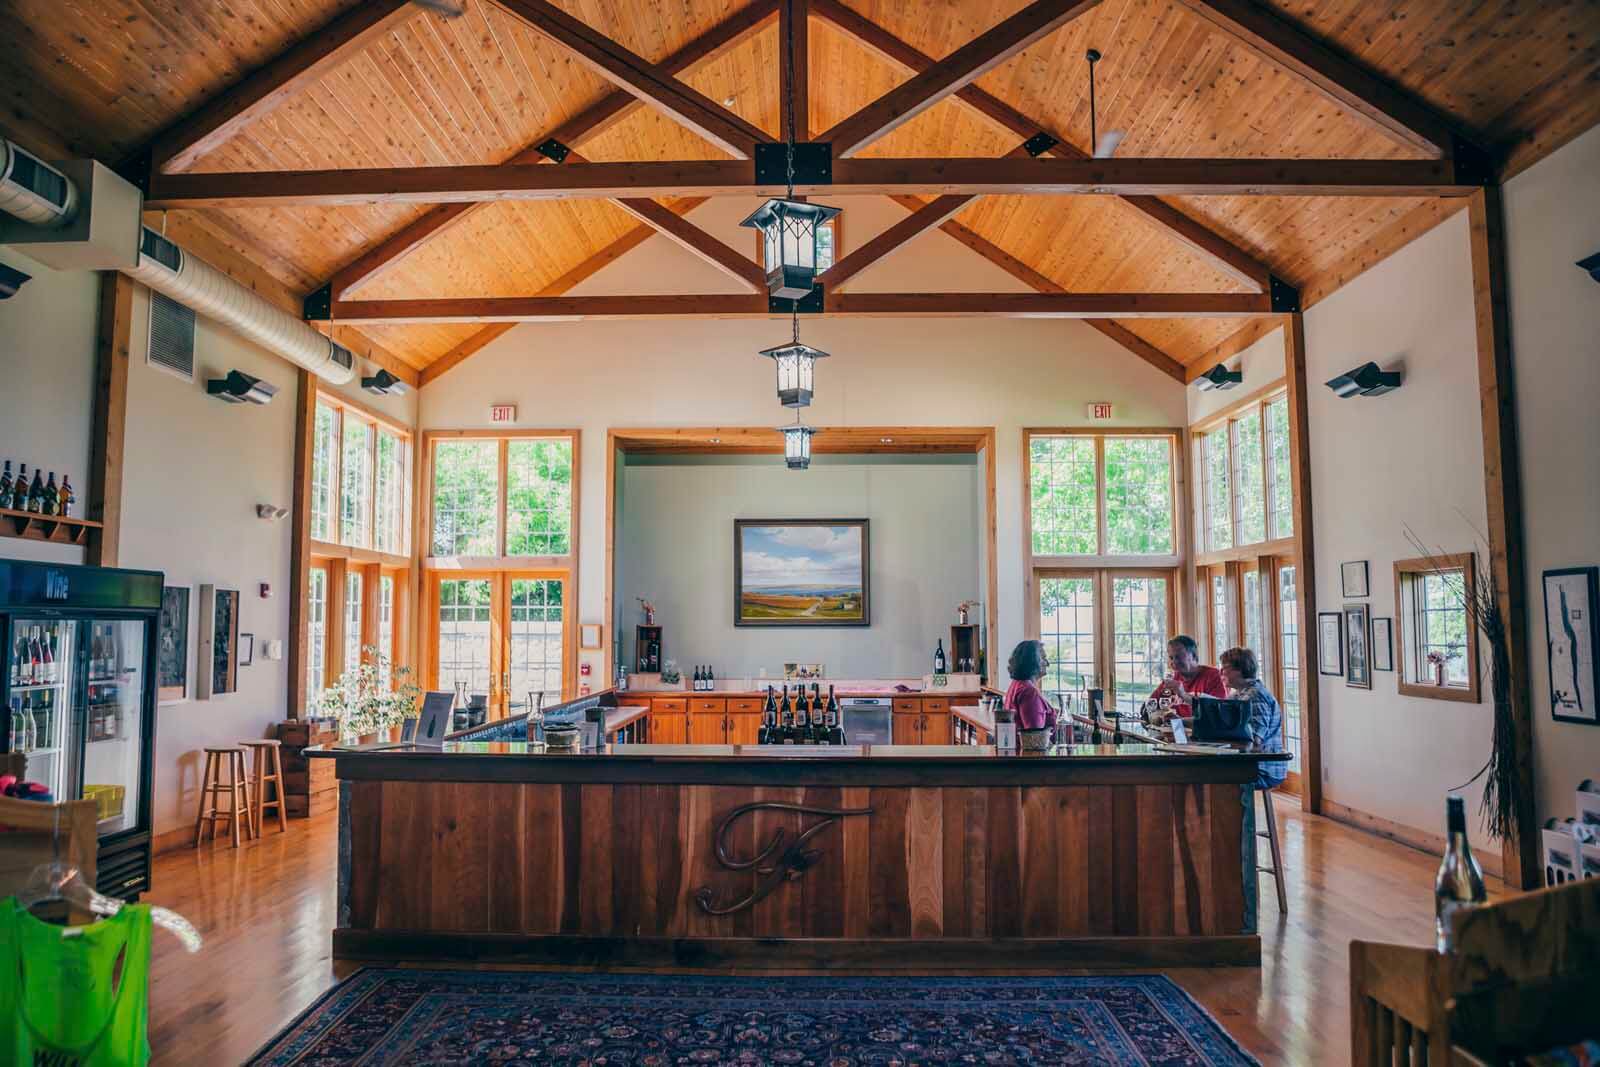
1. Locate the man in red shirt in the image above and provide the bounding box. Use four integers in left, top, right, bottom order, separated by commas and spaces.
1144, 634, 1227, 723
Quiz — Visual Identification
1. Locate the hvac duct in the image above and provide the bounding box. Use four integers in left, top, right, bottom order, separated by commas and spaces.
0, 137, 356, 385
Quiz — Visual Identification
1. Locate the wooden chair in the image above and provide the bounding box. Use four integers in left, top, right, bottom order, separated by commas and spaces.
193, 747, 253, 848
1257, 786, 1288, 914
241, 739, 287, 837
1350, 876, 1600, 1065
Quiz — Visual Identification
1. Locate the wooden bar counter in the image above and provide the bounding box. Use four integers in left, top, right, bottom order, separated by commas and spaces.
312, 741, 1287, 970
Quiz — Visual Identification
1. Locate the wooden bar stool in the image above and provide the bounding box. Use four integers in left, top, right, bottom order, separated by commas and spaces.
193, 747, 253, 848
241, 739, 287, 837
1257, 785, 1288, 914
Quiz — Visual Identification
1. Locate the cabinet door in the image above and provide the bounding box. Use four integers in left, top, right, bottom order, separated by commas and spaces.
688, 711, 728, 744
922, 711, 953, 745
649, 711, 686, 744
727, 713, 763, 745
892, 712, 921, 744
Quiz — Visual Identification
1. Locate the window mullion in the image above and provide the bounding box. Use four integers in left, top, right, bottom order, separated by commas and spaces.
1095, 436, 1108, 557
497, 438, 509, 559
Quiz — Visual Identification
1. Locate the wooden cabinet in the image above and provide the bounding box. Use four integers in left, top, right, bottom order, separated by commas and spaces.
891, 697, 954, 743
687, 698, 727, 744
892, 710, 922, 744
649, 697, 687, 744
922, 698, 952, 744
727, 713, 762, 744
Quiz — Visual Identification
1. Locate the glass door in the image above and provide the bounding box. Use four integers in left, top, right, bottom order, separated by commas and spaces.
431, 574, 500, 725
429, 571, 572, 722
81, 619, 147, 839
506, 574, 567, 718
1110, 573, 1173, 717
1036, 572, 1098, 708
6, 617, 77, 804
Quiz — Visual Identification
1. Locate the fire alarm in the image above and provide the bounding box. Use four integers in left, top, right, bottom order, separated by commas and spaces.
579, 683, 592, 696
580, 662, 592, 677
259, 583, 272, 598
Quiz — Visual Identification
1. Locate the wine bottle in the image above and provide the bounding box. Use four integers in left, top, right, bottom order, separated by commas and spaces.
28, 627, 43, 686
26, 468, 45, 514
1434, 795, 1486, 952
0, 460, 11, 509
759, 686, 778, 744
934, 638, 947, 675
58, 475, 73, 518
780, 685, 795, 743
43, 626, 56, 684
810, 684, 828, 744
791, 686, 807, 742
42, 473, 58, 517
707, 665, 715, 691
8, 464, 25, 511
826, 684, 844, 745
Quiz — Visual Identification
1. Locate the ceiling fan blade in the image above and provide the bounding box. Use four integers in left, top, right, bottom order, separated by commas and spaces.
1093, 130, 1125, 159
412, 0, 466, 16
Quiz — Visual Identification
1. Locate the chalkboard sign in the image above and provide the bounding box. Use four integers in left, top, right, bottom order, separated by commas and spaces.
158, 585, 189, 703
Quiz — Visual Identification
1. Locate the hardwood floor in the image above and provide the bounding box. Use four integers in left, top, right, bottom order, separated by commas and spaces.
144, 793, 1492, 1065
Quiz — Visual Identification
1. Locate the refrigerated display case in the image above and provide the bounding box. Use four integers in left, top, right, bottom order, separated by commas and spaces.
1, 558, 162, 900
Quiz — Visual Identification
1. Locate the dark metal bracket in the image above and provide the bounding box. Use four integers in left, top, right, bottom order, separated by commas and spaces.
754, 142, 832, 187
535, 138, 571, 163
770, 283, 824, 314
1448, 137, 1495, 187
114, 149, 153, 197
302, 283, 332, 321
1022, 132, 1060, 157
1269, 276, 1301, 314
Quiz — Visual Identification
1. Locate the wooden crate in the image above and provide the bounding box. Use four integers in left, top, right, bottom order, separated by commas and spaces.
276, 720, 339, 819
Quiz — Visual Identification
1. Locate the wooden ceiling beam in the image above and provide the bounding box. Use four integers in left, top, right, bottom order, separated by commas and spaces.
417, 197, 712, 387
324, 0, 776, 298
148, 156, 1475, 208
809, 0, 1273, 292
780, 0, 810, 141
819, 193, 980, 289
815, 0, 1102, 158
1171, 0, 1464, 159
493, 0, 769, 158
148, 0, 420, 173
332, 290, 1270, 323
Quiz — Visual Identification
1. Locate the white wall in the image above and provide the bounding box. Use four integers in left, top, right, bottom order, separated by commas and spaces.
617, 454, 981, 679
1185, 325, 1286, 426
420, 194, 1190, 685
1503, 124, 1600, 826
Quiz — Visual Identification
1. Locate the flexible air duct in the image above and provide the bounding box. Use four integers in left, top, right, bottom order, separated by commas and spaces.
0, 137, 355, 385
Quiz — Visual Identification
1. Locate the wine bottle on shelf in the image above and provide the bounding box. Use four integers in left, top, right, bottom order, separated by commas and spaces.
759, 686, 778, 744
934, 639, 947, 675
26, 468, 45, 514
42, 626, 56, 685
1434, 794, 1487, 952
826, 684, 844, 745
58, 475, 73, 518
42, 473, 58, 517
0, 461, 12, 509
8, 464, 26, 512
28, 627, 43, 686
780, 685, 795, 743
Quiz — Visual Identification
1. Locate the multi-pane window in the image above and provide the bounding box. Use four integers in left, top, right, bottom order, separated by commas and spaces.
508, 578, 564, 705
307, 568, 327, 713
1203, 432, 1232, 552
1417, 573, 1470, 684
1266, 397, 1293, 539
1112, 576, 1169, 716
1278, 565, 1301, 773
374, 430, 405, 555
436, 578, 493, 697
506, 440, 573, 556
1242, 569, 1263, 661
377, 575, 394, 686
1030, 437, 1097, 554
341, 417, 372, 548
310, 404, 337, 541
1396, 556, 1479, 701
1212, 573, 1233, 655
1232, 411, 1266, 545
431, 441, 499, 556
1038, 576, 1097, 700
1104, 438, 1174, 555
344, 571, 363, 671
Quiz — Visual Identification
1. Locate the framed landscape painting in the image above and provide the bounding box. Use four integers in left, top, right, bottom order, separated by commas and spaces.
734, 519, 870, 627
1544, 567, 1600, 726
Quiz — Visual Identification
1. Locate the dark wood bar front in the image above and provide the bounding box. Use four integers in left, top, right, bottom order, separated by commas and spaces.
319, 743, 1286, 970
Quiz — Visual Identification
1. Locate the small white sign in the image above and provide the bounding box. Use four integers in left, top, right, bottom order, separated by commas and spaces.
1086, 402, 1114, 420
489, 404, 517, 423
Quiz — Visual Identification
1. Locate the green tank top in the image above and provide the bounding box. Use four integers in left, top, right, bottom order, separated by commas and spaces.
0, 896, 151, 1067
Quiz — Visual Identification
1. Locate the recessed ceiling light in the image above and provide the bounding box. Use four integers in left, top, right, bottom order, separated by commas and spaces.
880, 437, 894, 444
722, 95, 735, 107
708, 437, 721, 443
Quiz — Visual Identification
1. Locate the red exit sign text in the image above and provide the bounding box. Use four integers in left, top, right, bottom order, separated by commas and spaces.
1085, 402, 1114, 420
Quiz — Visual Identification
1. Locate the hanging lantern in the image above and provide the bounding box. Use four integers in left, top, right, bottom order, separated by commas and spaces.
758, 340, 828, 408
778, 421, 815, 470
740, 198, 841, 299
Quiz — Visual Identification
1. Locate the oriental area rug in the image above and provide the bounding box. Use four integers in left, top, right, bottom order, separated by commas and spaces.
247, 970, 1260, 1066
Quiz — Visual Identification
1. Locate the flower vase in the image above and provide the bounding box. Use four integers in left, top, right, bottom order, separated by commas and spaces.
1432, 661, 1446, 686
357, 732, 379, 746
387, 724, 403, 742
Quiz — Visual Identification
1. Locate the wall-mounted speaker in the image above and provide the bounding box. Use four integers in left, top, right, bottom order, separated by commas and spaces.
1578, 251, 1600, 283
1326, 361, 1402, 398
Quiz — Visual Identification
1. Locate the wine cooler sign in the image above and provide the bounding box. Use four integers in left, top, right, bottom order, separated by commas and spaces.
44, 569, 69, 600
694, 801, 873, 916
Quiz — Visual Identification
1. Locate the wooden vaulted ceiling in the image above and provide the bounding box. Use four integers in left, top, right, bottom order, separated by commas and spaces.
2, 0, 1597, 379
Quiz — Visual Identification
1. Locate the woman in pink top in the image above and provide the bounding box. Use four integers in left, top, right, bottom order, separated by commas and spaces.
1003, 640, 1058, 730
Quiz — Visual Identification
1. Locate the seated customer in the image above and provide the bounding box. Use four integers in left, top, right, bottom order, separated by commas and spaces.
1144, 635, 1227, 723
1173, 646, 1286, 790
1003, 639, 1058, 731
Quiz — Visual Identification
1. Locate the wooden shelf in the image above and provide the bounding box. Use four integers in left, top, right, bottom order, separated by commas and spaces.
0, 507, 102, 546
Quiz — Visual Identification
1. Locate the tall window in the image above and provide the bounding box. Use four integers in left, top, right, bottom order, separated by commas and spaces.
436, 578, 493, 697
508, 578, 564, 704
1242, 569, 1263, 659
431, 440, 499, 556
341, 417, 372, 548
1030, 437, 1097, 554
1279, 565, 1301, 774
310, 403, 338, 541
307, 567, 327, 712
377, 575, 395, 686
344, 571, 363, 670
1203, 431, 1232, 552
1266, 396, 1293, 539
1029, 432, 1177, 558
1396, 555, 1480, 702
1038, 576, 1097, 699
374, 430, 405, 555
506, 439, 573, 555
1112, 576, 1169, 716
1211, 573, 1233, 655
308, 396, 410, 555
1232, 411, 1266, 545
1104, 438, 1174, 555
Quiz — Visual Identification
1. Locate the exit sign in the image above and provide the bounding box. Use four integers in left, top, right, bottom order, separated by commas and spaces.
1086, 402, 1114, 420
490, 404, 517, 423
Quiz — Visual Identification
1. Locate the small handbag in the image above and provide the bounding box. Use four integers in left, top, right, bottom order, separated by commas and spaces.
1191, 697, 1254, 743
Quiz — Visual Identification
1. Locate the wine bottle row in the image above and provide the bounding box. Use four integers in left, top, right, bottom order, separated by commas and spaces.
756, 683, 845, 745
691, 665, 717, 691
8, 689, 59, 754
9, 623, 65, 687
0, 461, 74, 516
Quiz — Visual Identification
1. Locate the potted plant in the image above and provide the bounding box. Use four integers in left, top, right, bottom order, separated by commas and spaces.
1426, 650, 1447, 686
318, 646, 421, 744
637, 597, 656, 625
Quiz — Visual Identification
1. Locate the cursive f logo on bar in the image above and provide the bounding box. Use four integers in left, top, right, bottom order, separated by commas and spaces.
693, 801, 874, 916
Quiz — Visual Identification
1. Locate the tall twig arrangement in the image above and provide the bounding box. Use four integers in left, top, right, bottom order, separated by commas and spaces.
1404, 529, 1521, 841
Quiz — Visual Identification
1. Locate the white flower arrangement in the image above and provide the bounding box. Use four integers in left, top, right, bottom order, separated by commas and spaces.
318, 646, 421, 738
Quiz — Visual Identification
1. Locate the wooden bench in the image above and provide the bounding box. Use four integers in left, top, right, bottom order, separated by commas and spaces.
1350, 877, 1600, 1065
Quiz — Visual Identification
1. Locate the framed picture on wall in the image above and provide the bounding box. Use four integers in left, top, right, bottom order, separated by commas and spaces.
157, 585, 189, 704
1344, 603, 1372, 689
1372, 617, 1394, 672
1318, 612, 1344, 676
1341, 561, 1370, 599
239, 633, 254, 667
580, 623, 603, 650
734, 519, 870, 627
1543, 567, 1600, 726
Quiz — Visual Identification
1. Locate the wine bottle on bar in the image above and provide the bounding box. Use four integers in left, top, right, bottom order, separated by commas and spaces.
1434, 794, 1486, 952
809, 684, 824, 743
759, 686, 778, 744
780, 685, 794, 743
794, 686, 811, 743
826, 684, 844, 745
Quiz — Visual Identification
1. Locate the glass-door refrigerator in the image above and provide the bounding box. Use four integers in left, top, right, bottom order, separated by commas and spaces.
1, 558, 162, 900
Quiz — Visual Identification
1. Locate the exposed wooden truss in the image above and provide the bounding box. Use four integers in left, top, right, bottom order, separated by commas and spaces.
330, 290, 1271, 324
146, 156, 1474, 209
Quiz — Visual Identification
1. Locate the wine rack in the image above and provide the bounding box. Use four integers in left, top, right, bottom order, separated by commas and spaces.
0, 506, 102, 546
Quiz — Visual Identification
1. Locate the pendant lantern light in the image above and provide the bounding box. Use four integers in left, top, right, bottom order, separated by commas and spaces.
779, 413, 815, 470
